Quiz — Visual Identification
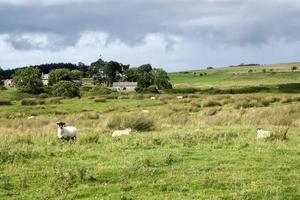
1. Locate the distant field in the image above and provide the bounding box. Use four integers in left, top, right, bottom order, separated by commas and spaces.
170, 63, 300, 89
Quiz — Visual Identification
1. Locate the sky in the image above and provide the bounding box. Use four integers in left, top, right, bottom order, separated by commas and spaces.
0, 0, 300, 72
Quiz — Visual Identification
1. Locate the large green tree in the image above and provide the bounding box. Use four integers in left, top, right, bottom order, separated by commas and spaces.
48, 68, 73, 85
136, 64, 153, 88
89, 59, 129, 86
123, 64, 172, 90
51, 80, 80, 97
12, 68, 43, 94
151, 68, 173, 89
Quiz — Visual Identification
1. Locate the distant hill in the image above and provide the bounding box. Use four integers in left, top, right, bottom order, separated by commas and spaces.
169, 62, 300, 90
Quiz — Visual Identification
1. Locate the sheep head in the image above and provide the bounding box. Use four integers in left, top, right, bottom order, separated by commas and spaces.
56, 122, 66, 129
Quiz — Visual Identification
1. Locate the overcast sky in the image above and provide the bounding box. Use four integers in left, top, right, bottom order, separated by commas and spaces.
0, 0, 300, 71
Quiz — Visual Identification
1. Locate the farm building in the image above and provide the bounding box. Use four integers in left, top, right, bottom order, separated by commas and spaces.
112, 82, 137, 91
4, 79, 13, 88
41, 73, 49, 86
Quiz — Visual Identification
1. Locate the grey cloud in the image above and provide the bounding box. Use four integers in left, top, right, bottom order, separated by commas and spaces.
0, 0, 300, 51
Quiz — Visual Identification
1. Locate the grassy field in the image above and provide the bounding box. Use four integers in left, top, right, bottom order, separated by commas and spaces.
1, 64, 300, 199
169, 63, 300, 89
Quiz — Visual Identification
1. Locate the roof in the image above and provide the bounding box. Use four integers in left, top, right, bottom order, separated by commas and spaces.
41, 74, 49, 80
112, 82, 138, 87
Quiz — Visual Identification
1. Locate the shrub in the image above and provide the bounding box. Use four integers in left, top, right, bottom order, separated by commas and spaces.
47, 97, 63, 104
202, 100, 221, 107
38, 93, 49, 99
106, 94, 118, 99
86, 112, 99, 120
204, 108, 218, 116
136, 85, 160, 94
107, 114, 154, 131
21, 98, 45, 106
54, 110, 67, 115
0, 99, 12, 105
94, 98, 107, 103
51, 81, 80, 98
90, 87, 113, 96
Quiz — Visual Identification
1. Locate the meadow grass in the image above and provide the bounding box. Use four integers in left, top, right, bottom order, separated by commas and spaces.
1, 90, 300, 199
1, 63, 300, 199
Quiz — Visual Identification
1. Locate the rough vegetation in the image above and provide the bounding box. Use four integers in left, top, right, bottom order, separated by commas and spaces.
1, 63, 300, 199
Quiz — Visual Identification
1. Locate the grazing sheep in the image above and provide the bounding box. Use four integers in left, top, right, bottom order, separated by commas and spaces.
27, 116, 35, 120
150, 97, 156, 100
112, 128, 132, 137
56, 122, 77, 143
176, 96, 183, 99
256, 128, 271, 139
142, 110, 150, 113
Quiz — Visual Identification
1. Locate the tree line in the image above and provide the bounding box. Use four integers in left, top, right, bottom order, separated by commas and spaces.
0, 58, 172, 96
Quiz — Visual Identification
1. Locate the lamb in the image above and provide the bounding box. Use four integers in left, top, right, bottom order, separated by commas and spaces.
142, 110, 150, 113
56, 122, 77, 143
112, 128, 132, 137
150, 97, 156, 100
176, 96, 183, 99
256, 128, 271, 139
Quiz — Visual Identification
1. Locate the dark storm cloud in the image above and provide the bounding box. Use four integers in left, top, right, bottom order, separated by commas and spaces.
0, 0, 300, 50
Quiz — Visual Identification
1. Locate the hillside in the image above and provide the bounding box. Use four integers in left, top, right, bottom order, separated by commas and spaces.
170, 63, 300, 89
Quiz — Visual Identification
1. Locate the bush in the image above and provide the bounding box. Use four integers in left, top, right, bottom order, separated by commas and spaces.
136, 85, 160, 94
107, 114, 154, 131
90, 87, 113, 96
204, 108, 218, 116
94, 98, 106, 103
51, 81, 80, 98
38, 93, 49, 99
0, 99, 12, 105
202, 100, 221, 107
47, 97, 63, 104
21, 98, 45, 106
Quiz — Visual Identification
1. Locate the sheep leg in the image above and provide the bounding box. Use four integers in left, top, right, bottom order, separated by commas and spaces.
60, 138, 65, 144
72, 136, 77, 142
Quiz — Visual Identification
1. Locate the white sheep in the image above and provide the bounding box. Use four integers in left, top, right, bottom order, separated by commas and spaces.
176, 96, 183, 99
27, 116, 35, 120
256, 128, 271, 139
112, 128, 132, 137
56, 122, 77, 143
142, 110, 150, 113
150, 97, 156, 100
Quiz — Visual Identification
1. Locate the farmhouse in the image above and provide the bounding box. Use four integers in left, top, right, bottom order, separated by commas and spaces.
112, 82, 137, 91
4, 79, 13, 88
41, 73, 49, 86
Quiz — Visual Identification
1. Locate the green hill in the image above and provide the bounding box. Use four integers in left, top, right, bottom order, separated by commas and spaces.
169, 63, 300, 90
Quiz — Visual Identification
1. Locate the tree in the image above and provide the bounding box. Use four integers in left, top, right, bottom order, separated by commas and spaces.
89, 59, 107, 84
136, 64, 153, 88
48, 68, 73, 85
0, 67, 4, 88
151, 68, 173, 89
291, 66, 298, 71
51, 81, 80, 97
12, 68, 43, 94
71, 69, 83, 80
124, 68, 138, 82
89, 59, 129, 86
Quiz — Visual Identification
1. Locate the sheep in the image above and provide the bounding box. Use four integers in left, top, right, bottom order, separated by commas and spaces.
142, 110, 150, 113
56, 122, 77, 143
150, 97, 156, 100
112, 128, 132, 137
176, 96, 183, 99
27, 116, 35, 120
256, 128, 271, 139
